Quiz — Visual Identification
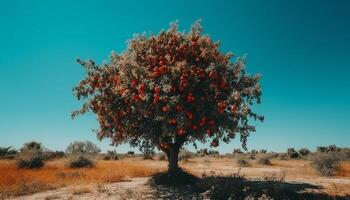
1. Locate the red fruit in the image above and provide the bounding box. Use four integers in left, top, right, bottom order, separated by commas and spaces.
192, 125, 198, 130
209, 71, 218, 79
187, 112, 193, 120
206, 130, 212, 136
131, 80, 137, 89
162, 105, 170, 112
168, 118, 177, 125
138, 84, 145, 94
154, 86, 161, 93
177, 128, 185, 136
159, 60, 165, 66
159, 65, 168, 74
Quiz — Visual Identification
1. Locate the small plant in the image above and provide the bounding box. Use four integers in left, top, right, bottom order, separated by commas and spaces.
311, 152, 341, 176
257, 156, 271, 165
127, 151, 135, 155
298, 148, 310, 156
68, 155, 94, 168
237, 158, 250, 167
233, 148, 243, 154
287, 148, 299, 159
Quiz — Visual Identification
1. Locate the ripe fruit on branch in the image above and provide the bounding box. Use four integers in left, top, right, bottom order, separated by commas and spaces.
168, 118, 177, 125
132, 80, 138, 89
162, 105, 170, 112
231, 104, 238, 113
186, 92, 195, 103
177, 128, 185, 136
154, 86, 161, 94
138, 84, 145, 94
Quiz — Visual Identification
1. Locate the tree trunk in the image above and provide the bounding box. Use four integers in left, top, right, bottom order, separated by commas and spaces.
167, 145, 180, 173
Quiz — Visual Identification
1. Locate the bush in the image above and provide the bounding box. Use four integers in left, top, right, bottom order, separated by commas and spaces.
287, 148, 299, 159
16, 141, 45, 169
233, 148, 243, 154
68, 155, 94, 168
127, 151, 135, 155
257, 156, 271, 165
298, 148, 311, 156
259, 149, 267, 154
237, 158, 250, 167
0, 146, 17, 159
311, 152, 341, 176
103, 150, 118, 160
65, 141, 100, 155
16, 150, 44, 169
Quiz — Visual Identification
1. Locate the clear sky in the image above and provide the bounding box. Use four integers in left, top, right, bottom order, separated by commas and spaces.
0, 0, 349, 153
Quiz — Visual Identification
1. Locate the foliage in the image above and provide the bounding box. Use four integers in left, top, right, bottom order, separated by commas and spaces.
127, 151, 135, 155
233, 148, 243, 154
65, 141, 101, 155
72, 21, 263, 155
179, 149, 195, 161
311, 152, 341, 176
287, 148, 300, 159
43, 151, 65, 160
67, 155, 94, 168
0, 146, 17, 159
298, 148, 311, 156
103, 150, 118, 160
259, 149, 267, 154
16, 141, 45, 169
317, 145, 341, 153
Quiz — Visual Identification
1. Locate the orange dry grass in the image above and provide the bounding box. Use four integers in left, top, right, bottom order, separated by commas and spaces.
338, 161, 350, 177
0, 159, 163, 197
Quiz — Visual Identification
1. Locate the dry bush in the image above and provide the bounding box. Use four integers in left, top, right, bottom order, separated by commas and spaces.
16, 149, 44, 169
67, 155, 94, 168
103, 150, 118, 160
311, 152, 341, 176
179, 149, 195, 161
236, 158, 251, 167
257, 156, 271, 165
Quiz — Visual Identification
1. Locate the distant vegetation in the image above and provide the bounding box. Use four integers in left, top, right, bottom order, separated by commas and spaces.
1, 142, 349, 177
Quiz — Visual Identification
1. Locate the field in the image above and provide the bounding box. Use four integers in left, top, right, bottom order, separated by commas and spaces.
1, 156, 350, 199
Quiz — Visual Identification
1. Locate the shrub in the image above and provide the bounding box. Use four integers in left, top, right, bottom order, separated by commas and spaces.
250, 149, 258, 154
298, 148, 310, 156
197, 148, 209, 157
67, 155, 94, 168
103, 150, 118, 160
257, 156, 271, 165
311, 152, 341, 176
65, 141, 101, 155
16, 150, 44, 169
233, 148, 243, 154
127, 151, 135, 155
237, 158, 250, 167
16, 141, 45, 169
0, 146, 17, 159
287, 148, 299, 159
259, 149, 267, 154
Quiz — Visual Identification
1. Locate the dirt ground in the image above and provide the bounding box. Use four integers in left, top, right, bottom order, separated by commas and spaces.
3, 157, 350, 199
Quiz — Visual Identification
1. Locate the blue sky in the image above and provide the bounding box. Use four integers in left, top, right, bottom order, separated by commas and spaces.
0, 0, 349, 153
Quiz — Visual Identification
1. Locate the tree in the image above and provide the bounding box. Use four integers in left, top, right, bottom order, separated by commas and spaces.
65, 141, 101, 155
72, 21, 263, 172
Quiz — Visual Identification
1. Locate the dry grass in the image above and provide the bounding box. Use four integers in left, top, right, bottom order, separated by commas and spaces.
0, 159, 164, 198
338, 161, 350, 177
